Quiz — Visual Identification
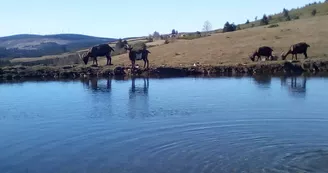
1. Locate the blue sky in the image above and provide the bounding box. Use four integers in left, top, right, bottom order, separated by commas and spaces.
0, 0, 317, 38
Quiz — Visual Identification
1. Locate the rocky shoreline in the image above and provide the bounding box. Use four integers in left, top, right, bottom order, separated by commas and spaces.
1, 59, 328, 81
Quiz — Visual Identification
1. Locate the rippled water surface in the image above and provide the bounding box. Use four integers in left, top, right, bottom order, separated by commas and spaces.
1, 76, 328, 173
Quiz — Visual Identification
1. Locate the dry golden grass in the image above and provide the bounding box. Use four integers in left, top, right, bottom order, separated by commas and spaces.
10, 15, 328, 68
105, 15, 328, 67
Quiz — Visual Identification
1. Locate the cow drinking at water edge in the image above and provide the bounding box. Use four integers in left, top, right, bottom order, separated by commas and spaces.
125, 45, 151, 70
249, 46, 275, 62
78, 44, 115, 66
281, 42, 310, 60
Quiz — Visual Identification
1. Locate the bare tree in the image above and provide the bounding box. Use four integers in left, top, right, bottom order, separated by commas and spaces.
202, 20, 212, 35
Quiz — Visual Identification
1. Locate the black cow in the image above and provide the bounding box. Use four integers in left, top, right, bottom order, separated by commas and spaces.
79, 44, 115, 66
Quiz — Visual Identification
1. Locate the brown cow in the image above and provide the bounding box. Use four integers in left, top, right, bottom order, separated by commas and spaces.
78, 44, 115, 66
249, 46, 274, 62
281, 42, 310, 60
125, 44, 150, 70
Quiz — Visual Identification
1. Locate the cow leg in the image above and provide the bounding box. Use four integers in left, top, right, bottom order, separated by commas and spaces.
131, 60, 135, 71
304, 52, 308, 59
106, 54, 113, 65
133, 60, 136, 70
91, 57, 96, 65
143, 59, 146, 68
143, 58, 149, 69
295, 54, 298, 61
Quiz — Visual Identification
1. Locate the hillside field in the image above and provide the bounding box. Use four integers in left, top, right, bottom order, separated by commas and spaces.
98, 15, 328, 67
8, 13, 328, 68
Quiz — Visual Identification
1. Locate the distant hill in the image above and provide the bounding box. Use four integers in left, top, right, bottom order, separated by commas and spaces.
0, 34, 118, 58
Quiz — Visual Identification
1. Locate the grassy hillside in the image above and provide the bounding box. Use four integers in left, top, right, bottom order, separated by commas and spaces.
9, 15, 328, 68
101, 15, 328, 67
5, 1, 328, 67
238, 1, 328, 30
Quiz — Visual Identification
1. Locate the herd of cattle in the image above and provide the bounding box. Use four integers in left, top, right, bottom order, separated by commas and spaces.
78, 43, 150, 69
249, 42, 310, 62
78, 42, 311, 69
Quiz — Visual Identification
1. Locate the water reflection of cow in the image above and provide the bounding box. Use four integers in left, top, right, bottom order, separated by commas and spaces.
253, 75, 272, 88
127, 77, 150, 119
281, 76, 307, 95
129, 77, 149, 98
81, 77, 112, 92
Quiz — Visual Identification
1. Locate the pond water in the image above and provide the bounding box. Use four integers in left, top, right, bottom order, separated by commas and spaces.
0, 76, 328, 173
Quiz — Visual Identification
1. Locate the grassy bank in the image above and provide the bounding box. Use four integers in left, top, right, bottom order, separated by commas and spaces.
1, 58, 328, 81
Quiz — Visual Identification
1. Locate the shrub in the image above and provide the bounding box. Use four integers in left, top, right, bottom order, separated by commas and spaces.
223, 22, 237, 32
147, 35, 153, 42
180, 35, 201, 40
260, 15, 269, 25
268, 24, 279, 28
283, 8, 289, 18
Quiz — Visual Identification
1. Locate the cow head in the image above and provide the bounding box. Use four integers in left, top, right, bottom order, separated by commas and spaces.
281, 52, 286, 60
78, 52, 90, 65
249, 54, 255, 62
109, 46, 115, 52
124, 44, 133, 51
